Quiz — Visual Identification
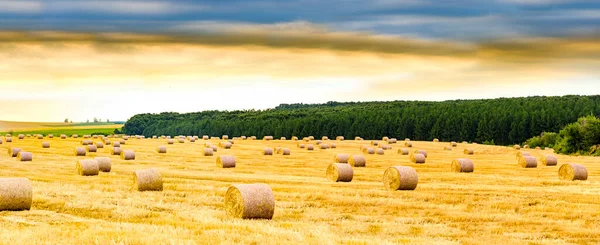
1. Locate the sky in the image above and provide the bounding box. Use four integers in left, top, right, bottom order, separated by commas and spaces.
1, 0, 599, 122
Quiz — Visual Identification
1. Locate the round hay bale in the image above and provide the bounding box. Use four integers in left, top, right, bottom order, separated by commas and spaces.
211, 145, 218, 152
280, 137, 286, 140
414, 150, 427, 158
110, 147, 122, 155
398, 148, 409, 155
250, 136, 257, 140
224, 184, 274, 219
383, 166, 418, 191
203, 148, 214, 156
451, 159, 474, 173
167, 139, 174, 144
36, 135, 43, 139
221, 142, 232, 149
326, 163, 353, 182
405, 142, 413, 147
17, 151, 32, 161
86, 145, 97, 153
535, 146, 541, 150
217, 155, 236, 168
157, 146, 167, 153
112, 141, 121, 147
321, 136, 329, 141
41, 142, 50, 148
462, 141, 468, 144
376, 148, 385, 155
178, 138, 185, 143
514, 145, 521, 150
516, 151, 531, 159
336, 136, 344, 141
72, 134, 78, 138
405, 138, 411, 141
263, 136, 274, 141
464, 149, 474, 155
95, 157, 111, 172
189, 138, 196, 142
133, 169, 163, 191
320, 144, 330, 149
558, 163, 588, 181
121, 150, 135, 160
433, 138, 439, 142
96, 142, 104, 148
74, 147, 86, 156
303, 137, 309, 142
331, 144, 337, 149
0, 139, 2, 144
18, 134, 24, 139
410, 153, 426, 164
308, 136, 315, 140
263, 148, 273, 155
298, 144, 305, 149
60, 134, 66, 139
334, 154, 349, 163
523, 145, 530, 149
5, 137, 11, 143
354, 136, 362, 140
382, 136, 389, 142
450, 142, 457, 147
0, 178, 32, 211
306, 144, 314, 151
518, 156, 537, 168
443, 146, 452, 151
316, 140, 322, 145
291, 136, 298, 141
363, 148, 375, 154
278, 148, 290, 155
371, 141, 379, 146
541, 155, 557, 166
348, 155, 366, 167
77, 159, 99, 176
48, 134, 54, 138
222, 135, 229, 140
202, 135, 209, 140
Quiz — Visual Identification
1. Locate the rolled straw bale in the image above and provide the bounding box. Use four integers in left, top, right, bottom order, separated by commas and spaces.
26, 134, 31, 138
388, 138, 397, 144
6, 137, 12, 142
263, 136, 274, 141
178, 138, 185, 143
74, 147, 86, 156
41, 142, 50, 148
112, 141, 121, 147
405, 142, 413, 147
450, 142, 457, 147
308, 136, 315, 140
524, 145, 530, 149
121, 150, 135, 160
306, 144, 314, 150
280, 137, 286, 140
320, 144, 330, 149
516, 151, 531, 159
298, 144, 305, 149
81, 140, 91, 145
203, 148, 214, 156
211, 145, 218, 152
348, 155, 366, 167
86, 144, 97, 152
398, 148, 409, 155
541, 155, 558, 166
84, 135, 91, 139
0, 139, 2, 144
0, 178, 32, 211
224, 184, 274, 219
558, 163, 588, 181
250, 136, 257, 140
354, 136, 362, 140
433, 138, 439, 142
167, 139, 174, 144
72, 134, 79, 138
278, 148, 290, 155
119, 139, 126, 145
383, 166, 418, 191
326, 163, 353, 182
217, 155, 236, 168
17, 152, 32, 161
336, 136, 344, 141
464, 149, 474, 155
5, 134, 10, 137
202, 135, 209, 140
376, 148, 385, 155
18, 134, 24, 139
382, 136, 389, 142
414, 150, 428, 158
535, 146, 541, 150
363, 148, 375, 154
410, 153, 426, 164
95, 142, 104, 148
110, 147, 122, 155
152, 136, 157, 139
462, 141, 468, 144
330, 144, 336, 149
221, 142, 232, 149
37, 135, 43, 139
95, 157, 111, 172
303, 137, 309, 142
443, 146, 453, 151
514, 145, 521, 150
189, 138, 196, 142
157, 146, 167, 153
292, 136, 299, 141
316, 140, 322, 145
240, 136, 247, 140
322, 136, 329, 141
133, 169, 163, 191
77, 159, 99, 176
60, 134, 66, 139
371, 141, 379, 146
451, 159, 474, 173
263, 148, 273, 155
518, 156, 537, 168
222, 135, 229, 140
405, 138, 411, 141
334, 154, 349, 163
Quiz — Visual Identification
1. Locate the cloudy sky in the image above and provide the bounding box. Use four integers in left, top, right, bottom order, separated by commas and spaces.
1, 0, 599, 122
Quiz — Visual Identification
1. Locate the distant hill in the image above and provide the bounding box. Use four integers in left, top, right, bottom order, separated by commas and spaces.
122, 95, 600, 145
0, 121, 123, 135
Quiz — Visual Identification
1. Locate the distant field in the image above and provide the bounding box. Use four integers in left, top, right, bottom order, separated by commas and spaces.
0, 121, 123, 135
0, 136, 598, 244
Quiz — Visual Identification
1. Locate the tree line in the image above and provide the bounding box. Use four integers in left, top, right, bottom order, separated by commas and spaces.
122, 95, 600, 146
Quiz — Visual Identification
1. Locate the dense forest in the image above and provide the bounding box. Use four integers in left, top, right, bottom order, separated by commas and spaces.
122, 95, 600, 146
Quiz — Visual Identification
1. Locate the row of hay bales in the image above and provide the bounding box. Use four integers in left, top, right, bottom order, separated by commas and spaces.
515, 152, 587, 180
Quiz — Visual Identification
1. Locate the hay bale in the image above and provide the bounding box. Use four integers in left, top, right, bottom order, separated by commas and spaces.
278, 148, 291, 155
405, 142, 413, 147
5, 137, 11, 143
113, 142, 121, 147
133, 169, 163, 191
280, 137, 286, 140
0, 139, 2, 144
414, 150, 427, 158
316, 140, 322, 145
518, 156, 537, 168
371, 141, 379, 146
217, 155, 236, 168
211, 145, 218, 152
516, 151, 531, 159
292, 136, 298, 141
94, 142, 104, 148
224, 184, 274, 219
17, 151, 32, 161
443, 146, 452, 151
322, 136, 329, 141
0, 178, 32, 211
222, 135, 229, 140
514, 145, 521, 150
220, 142, 232, 149
110, 147, 122, 155
523, 145, 530, 149
119, 139, 126, 145
410, 153, 426, 164
202, 135, 209, 140
77, 159, 99, 176
121, 150, 135, 160
451, 159, 474, 173
298, 144, 305, 149
464, 149, 474, 155
41, 142, 50, 148
320, 144, 330, 149
398, 148, 409, 155
383, 166, 418, 191
157, 146, 167, 153
336, 136, 344, 141
541, 155, 557, 166
81, 140, 91, 145
535, 146, 541, 150
303, 137, 309, 142
376, 148, 385, 155
308, 136, 315, 140
74, 147, 86, 156
354, 136, 362, 140
189, 138, 196, 142
263, 148, 273, 155
331, 144, 336, 148
60, 134, 66, 139
388, 138, 397, 144
326, 163, 353, 182
559, 163, 588, 181
36, 135, 43, 139
334, 154, 349, 163
86, 145, 97, 153
433, 138, 439, 142
363, 148, 375, 154
382, 136, 389, 142
203, 148, 214, 156
95, 157, 111, 172
167, 139, 174, 144
18, 134, 24, 139
250, 136, 257, 140
306, 144, 314, 151
348, 155, 366, 167
72, 134, 79, 138
450, 142, 457, 147
178, 138, 185, 143
263, 136, 274, 141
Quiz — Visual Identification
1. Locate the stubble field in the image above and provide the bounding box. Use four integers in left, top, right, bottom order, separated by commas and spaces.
0, 136, 599, 244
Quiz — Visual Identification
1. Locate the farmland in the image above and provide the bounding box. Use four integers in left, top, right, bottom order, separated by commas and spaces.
1, 135, 599, 244
0, 121, 123, 137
